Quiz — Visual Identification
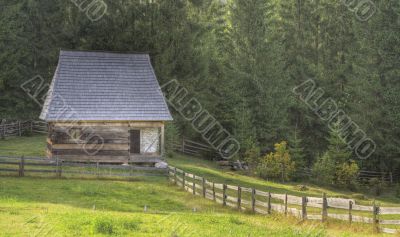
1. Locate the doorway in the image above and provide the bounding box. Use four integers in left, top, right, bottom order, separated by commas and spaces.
130, 130, 140, 154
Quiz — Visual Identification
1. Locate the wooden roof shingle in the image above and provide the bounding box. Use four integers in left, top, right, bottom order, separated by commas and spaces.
40, 50, 172, 121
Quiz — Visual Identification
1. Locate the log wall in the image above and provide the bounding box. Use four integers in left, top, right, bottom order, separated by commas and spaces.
47, 121, 164, 163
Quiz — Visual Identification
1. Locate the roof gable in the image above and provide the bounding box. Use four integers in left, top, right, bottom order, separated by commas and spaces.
40, 50, 172, 121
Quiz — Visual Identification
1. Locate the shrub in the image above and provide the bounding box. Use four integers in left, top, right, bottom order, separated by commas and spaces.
369, 178, 385, 196
122, 221, 140, 231
312, 153, 335, 185
335, 160, 359, 190
229, 217, 244, 225
166, 150, 174, 158
93, 217, 114, 235
257, 141, 295, 182
295, 185, 309, 191
22, 130, 33, 136
243, 145, 260, 170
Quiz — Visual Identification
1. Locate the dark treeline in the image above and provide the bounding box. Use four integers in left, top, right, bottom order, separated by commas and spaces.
0, 0, 399, 176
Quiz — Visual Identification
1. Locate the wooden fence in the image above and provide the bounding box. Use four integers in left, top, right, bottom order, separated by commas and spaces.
358, 170, 397, 184
297, 167, 396, 185
168, 165, 400, 234
172, 138, 221, 159
0, 156, 167, 178
0, 120, 47, 138
175, 138, 398, 185
2, 123, 398, 184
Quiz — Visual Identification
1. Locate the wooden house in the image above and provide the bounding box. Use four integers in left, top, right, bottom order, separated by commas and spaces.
40, 50, 172, 164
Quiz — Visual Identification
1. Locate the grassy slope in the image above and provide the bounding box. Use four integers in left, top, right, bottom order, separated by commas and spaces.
167, 154, 400, 206
0, 135, 47, 157
0, 177, 382, 237
0, 135, 393, 236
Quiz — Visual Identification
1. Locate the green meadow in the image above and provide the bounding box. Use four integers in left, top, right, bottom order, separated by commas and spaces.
0, 135, 396, 236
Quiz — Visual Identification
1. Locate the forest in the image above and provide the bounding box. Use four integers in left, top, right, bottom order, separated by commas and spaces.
0, 0, 399, 185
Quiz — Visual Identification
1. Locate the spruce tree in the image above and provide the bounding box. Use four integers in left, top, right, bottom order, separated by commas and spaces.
326, 123, 352, 164
288, 128, 306, 169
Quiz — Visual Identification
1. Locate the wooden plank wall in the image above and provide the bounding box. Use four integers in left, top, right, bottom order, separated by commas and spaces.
48, 121, 164, 163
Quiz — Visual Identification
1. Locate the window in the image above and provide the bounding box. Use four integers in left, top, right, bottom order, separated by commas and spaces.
69, 128, 82, 140
140, 128, 160, 154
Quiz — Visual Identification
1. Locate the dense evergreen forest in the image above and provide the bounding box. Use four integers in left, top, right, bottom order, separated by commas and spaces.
0, 0, 399, 179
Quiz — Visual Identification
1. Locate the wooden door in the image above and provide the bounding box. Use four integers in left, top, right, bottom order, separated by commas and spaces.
130, 130, 140, 154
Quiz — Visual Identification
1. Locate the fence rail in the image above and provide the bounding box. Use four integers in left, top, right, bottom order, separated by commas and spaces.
168, 165, 400, 234
172, 138, 221, 159
0, 156, 167, 179
177, 138, 397, 184
0, 120, 47, 138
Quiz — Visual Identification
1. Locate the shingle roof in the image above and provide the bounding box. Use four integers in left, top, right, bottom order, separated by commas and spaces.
40, 50, 172, 121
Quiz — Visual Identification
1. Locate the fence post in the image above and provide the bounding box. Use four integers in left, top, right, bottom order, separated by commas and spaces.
19, 156, 25, 177
1, 123, 5, 139
96, 162, 99, 177
302, 196, 307, 221
174, 168, 177, 185
373, 202, 380, 233
349, 200, 353, 224
55, 158, 62, 178
56, 158, 59, 177
182, 138, 185, 153
58, 159, 62, 178
267, 192, 272, 214
322, 193, 328, 222
182, 172, 186, 190
223, 184, 227, 206
237, 187, 242, 211
18, 121, 21, 136
202, 177, 206, 198
251, 188, 256, 213
284, 193, 288, 216
212, 182, 216, 201
192, 175, 196, 195
30, 121, 33, 132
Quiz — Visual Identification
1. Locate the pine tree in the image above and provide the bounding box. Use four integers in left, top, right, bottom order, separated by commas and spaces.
228, 0, 291, 149
288, 128, 306, 169
326, 123, 352, 164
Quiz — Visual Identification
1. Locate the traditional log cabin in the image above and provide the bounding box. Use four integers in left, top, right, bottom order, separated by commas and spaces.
40, 50, 172, 164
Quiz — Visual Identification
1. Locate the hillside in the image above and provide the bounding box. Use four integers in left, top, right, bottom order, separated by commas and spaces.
0, 135, 396, 236
167, 154, 400, 206
1, 176, 382, 237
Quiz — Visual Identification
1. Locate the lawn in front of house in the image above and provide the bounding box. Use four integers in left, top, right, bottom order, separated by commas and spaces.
0, 176, 383, 237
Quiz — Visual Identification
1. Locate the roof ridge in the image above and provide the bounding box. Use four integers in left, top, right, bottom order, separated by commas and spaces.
60, 49, 150, 55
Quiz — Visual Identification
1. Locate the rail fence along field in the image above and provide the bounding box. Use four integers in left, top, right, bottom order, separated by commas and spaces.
168, 165, 400, 234
172, 138, 222, 159
0, 120, 47, 138
175, 138, 398, 185
0, 156, 167, 179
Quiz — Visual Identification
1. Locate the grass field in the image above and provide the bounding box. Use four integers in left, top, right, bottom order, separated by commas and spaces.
167, 154, 400, 206
0, 135, 396, 236
1, 176, 383, 237
0, 135, 47, 157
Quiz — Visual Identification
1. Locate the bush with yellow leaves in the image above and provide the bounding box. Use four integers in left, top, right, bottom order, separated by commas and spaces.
257, 141, 295, 182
